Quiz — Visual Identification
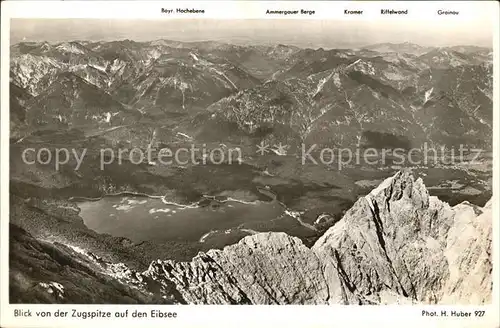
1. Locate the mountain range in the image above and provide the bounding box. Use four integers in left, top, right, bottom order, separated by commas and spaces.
10, 40, 493, 149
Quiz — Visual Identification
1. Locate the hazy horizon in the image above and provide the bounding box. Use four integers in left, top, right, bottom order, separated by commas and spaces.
10, 19, 493, 49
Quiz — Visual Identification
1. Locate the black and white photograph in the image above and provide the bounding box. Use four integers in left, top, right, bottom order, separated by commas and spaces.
3, 5, 496, 314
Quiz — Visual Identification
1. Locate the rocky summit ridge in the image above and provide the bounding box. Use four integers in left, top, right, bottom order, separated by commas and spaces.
142, 171, 492, 304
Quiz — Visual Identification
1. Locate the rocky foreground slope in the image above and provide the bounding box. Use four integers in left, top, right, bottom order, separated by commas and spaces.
10, 171, 493, 304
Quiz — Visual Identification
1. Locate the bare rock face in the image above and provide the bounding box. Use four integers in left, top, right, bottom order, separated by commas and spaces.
314, 171, 455, 304
144, 233, 329, 304
440, 200, 492, 304
142, 171, 492, 304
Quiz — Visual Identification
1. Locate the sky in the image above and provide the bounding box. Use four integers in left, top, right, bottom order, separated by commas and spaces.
10, 18, 493, 48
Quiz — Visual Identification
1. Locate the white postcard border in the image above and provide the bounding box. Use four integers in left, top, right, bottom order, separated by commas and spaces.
1, 1, 499, 328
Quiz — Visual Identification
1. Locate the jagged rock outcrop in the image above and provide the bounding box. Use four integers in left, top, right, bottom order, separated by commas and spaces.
314, 171, 456, 304
142, 171, 492, 304
440, 199, 492, 304
144, 233, 329, 304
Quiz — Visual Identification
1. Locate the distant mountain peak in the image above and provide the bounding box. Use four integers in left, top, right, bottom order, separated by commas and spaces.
363, 42, 429, 55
